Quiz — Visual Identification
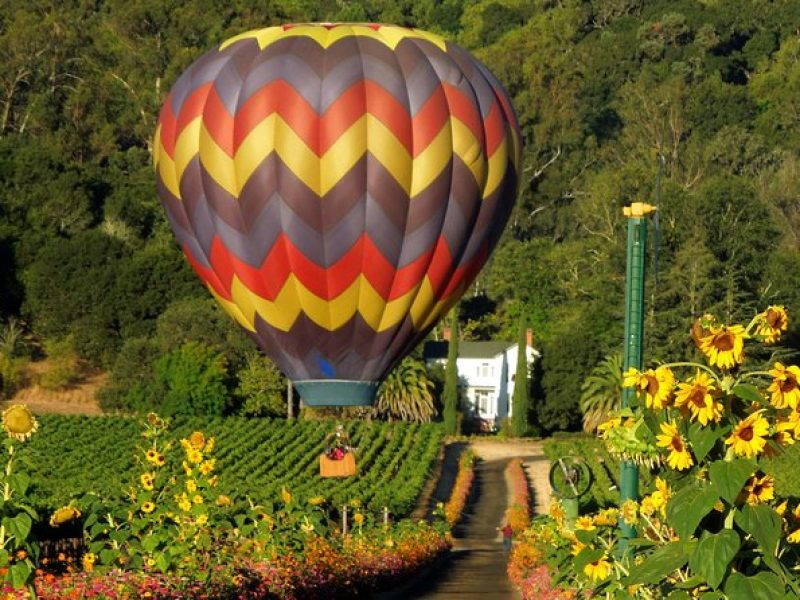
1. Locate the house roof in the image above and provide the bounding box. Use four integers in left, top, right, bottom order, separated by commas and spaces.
423, 340, 514, 361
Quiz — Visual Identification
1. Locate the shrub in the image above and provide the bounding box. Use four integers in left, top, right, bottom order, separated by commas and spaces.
234, 354, 286, 418
38, 337, 81, 390
151, 342, 230, 416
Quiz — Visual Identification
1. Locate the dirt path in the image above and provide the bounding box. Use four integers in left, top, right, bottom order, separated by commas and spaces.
382, 440, 551, 599
381, 458, 518, 599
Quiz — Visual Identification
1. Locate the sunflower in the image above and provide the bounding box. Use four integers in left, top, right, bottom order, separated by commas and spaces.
2, 405, 38, 441
141, 501, 155, 514
196, 513, 209, 526
650, 477, 671, 516
789, 529, 800, 544
50, 506, 81, 527
742, 474, 775, 505
353, 512, 365, 525
596, 416, 621, 439
756, 306, 788, 344
549, 501, 566, 524
199, 460, 215, 475
575, 516, 596, 531
674, 370, 723, 425
186, 479, 197, 493
640, 495, 657, 517
623, 366, 675, 409
281, 487, 292, 504
216, 495, 233, 507
583, 555, 612, 582
656, 421, 694, 470
621, 500, 639, 525
697, 324, 746, 370
308, 496, 326, 506
768, 362, 800, 409
82, 552, 96, 572
204, 437, 215, 453
186, 448, 203, 465
140, 473, 154, 491
593, 508, 618, 527
188, 431, 205, 450
725, 412, 770, 458
192, 494, 203, 505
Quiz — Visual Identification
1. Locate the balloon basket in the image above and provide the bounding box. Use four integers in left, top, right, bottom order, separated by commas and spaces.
320, 453, 357, 478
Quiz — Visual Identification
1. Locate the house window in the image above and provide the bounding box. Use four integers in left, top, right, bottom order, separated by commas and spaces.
479, 363, 492, 377
475, 389, 493, 414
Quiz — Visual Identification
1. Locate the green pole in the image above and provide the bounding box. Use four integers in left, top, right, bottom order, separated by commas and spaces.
619, 202, 655, 549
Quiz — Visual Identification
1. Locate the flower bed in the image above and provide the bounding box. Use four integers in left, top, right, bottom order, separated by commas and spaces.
503, 458, 531, 533
443, 448, 475, 526
9, 522, 449, 599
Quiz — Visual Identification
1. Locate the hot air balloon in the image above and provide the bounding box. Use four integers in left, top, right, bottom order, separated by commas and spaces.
154, 23, 521, 407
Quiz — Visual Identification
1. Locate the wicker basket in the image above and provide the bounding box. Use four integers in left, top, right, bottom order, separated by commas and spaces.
320, 452, 357, 477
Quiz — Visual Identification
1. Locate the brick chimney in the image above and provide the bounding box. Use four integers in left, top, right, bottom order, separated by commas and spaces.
443, 326, 451, 341
526, 328, 534, 347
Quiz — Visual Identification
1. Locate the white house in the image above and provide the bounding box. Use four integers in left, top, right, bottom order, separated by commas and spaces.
423, 329, 538, 429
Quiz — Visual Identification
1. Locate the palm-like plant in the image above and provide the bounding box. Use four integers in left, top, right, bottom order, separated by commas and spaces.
375, 358, 437, 423
580, 353, 623, 432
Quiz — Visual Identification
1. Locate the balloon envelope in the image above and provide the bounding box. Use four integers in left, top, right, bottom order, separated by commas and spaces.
154, 23, 521, 406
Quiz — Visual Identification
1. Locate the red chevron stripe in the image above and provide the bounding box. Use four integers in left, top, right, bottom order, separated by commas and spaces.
441, 244, 489, 298
183, 242, 232, 301
442, 83, 483, 142
158, 93, 178, 158
483, 102, 507, 155
191, 231, 462, 305
176, 83, 214, 142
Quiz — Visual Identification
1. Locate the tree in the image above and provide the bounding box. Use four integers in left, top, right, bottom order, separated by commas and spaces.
443, 309, 460, 435
511, 316, 529, 437
150, 342, 230, 416
375, 357, 436, 423
234, 354, 286, 418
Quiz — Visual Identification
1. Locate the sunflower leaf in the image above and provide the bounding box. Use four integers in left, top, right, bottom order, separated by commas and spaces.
688, 529, 740, 589
731, 384, 766, 405
667, 482, 720, 540
709, 458, 756, 504
625, 540, 694, 585
734, 504, 782, 575
724, 571, 785, 600
687, 422, 726, 463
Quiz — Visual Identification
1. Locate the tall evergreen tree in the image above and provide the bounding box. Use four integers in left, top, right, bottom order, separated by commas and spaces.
443, 308, 460, 435
512, 316, 529, 437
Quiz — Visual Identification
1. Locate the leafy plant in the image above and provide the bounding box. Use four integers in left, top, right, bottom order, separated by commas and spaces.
579, 353, 623, 433
375, 357, 436, 423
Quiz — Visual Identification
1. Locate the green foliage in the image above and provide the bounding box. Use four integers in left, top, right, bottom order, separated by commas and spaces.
97, 337, 160, 412
150, 342, 230, 416
443, 310, 459, 435
0, 353, 25, 399
375, 357, 436, 423
234, 354, 286, 418
511, 316, 529, 437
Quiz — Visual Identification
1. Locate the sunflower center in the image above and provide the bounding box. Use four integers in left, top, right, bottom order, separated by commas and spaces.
671, 436, 684, 452
688, 388, 706, 407
753, 483, 763, 495
767, 310, 781, 327
645, 375, 660, 395
739, 425, 754, 442
781, 376, 798, 393
713, 331, 734, 351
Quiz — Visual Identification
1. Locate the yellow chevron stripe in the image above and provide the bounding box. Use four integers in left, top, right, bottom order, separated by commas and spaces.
156, 136, 181, 199
451, 118, 486, 190
152, 124, 162, 168
166, 111, 498, 200
220, 25, 446, 53
208, 285, 256, 332
216, 272, 444, 333
174, 117, 203, 188
483, 135, 510, 199
410, 124, 451, 197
